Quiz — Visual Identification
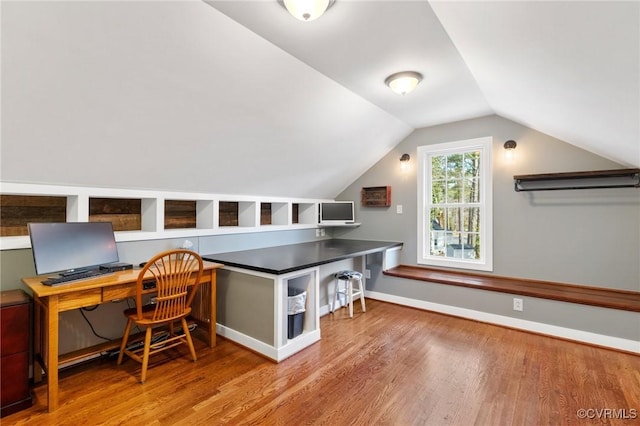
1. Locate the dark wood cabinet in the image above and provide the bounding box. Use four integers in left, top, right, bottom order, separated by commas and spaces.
1, 290, 32, 417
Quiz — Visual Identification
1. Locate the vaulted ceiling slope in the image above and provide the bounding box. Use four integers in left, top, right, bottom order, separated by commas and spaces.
207, 0, 640, 168
1, 1, 638, 202
1, 1, 411, 199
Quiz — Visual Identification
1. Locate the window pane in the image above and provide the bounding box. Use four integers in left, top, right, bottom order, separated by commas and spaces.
446, 208, 461, 231
445, 231, 460, 247
463, 207, 480, 232
432, 180, 445, 204
446, 180, 462, 203
446, 154, 463, 178
463, 151, 481, 178
430, 208, 445, 230
445, 231, 462, 258
430, 231, 446, 256
462, 233, 480, 259
464, 178, 480, 203
431, 156, 446, 180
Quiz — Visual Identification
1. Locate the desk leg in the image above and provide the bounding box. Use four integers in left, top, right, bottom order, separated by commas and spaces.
46, 295, 59, 412
33, 295, 43, 383
209, 269, 217, 348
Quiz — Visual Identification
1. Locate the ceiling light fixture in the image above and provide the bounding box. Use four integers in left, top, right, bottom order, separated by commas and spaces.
385, 71, 423, 96
279, 0, 336, 22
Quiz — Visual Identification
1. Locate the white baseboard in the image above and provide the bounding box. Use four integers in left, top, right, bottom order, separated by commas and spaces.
216, 323, 321, 362
366, 291, 640, 354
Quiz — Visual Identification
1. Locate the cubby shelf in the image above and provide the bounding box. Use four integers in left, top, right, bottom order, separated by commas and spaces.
0, 182, 328, 250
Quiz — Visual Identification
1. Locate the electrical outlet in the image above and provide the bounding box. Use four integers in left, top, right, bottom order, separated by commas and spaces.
397, 205, 403, 214
365, 269, 371, 279
513, 298, 524, 312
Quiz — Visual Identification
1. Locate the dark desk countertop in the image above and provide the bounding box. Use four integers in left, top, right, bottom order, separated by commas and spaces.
202, 239, 402, 275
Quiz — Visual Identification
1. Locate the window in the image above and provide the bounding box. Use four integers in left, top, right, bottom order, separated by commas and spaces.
417, 137, 493, 271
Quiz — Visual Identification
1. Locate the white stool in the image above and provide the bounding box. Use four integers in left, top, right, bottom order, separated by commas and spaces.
331, 270, 366, 318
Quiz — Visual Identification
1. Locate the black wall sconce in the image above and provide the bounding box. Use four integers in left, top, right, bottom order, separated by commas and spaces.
400, 153, 411, 171
503, 140, 517, 161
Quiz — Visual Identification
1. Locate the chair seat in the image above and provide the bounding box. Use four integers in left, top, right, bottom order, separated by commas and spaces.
334, 270, 363, 280
123, 304, 192, 325
123, 304, 154, 317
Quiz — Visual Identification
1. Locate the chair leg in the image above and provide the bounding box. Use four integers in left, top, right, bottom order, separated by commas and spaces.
117, 318, 133, 365
331, 278, 340, 313
358, 277, 366, 313
181, 318, 197, 362
347, 280, 354, 318
140, 327, 153, 384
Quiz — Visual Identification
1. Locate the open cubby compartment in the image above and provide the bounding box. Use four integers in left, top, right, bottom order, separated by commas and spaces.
164, 199, 215, 230
284, 270, 317, 341
88, 196, 159, 232
218, 200, 258, 228
196, 200, 215, 229
164, 199, 196, 230
0, 194, 68, 237
261, 202, 289, 226
294, 203, 318, 226
89, 197, 142, 231
260, 203, 272, 225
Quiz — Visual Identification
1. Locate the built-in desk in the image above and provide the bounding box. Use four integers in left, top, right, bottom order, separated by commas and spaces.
203, 239, 402, 361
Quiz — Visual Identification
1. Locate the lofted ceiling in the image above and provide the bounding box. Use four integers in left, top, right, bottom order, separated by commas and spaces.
207, 0, 640, 167
1, 1, 638, 200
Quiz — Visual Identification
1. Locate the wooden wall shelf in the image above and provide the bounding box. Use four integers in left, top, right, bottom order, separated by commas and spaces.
361, 186, 391, 207
514, 168, 640, 192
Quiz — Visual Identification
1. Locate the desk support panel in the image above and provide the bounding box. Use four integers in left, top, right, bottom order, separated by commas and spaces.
216, 265, 320, 362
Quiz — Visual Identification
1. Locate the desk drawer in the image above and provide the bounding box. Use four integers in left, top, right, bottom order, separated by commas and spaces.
103, 284, 136, 301
58, 289, 102, 311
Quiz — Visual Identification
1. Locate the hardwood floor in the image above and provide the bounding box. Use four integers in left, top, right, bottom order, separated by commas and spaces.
5, 300, 640, 425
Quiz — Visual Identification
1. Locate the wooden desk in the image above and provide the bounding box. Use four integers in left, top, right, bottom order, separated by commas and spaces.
21, 261, 223, 412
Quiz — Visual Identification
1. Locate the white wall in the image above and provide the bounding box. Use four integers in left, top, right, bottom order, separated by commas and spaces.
0, 0, 411, 199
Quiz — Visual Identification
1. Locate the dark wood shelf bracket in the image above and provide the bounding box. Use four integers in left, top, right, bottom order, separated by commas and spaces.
513, 168, 640, 192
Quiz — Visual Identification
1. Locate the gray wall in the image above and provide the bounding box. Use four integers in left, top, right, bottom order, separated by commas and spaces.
335, 115, 640, 342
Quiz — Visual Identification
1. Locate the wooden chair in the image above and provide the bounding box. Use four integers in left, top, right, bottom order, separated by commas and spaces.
117, 249, 203, 383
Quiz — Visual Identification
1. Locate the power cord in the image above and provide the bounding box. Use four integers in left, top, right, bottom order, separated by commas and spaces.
79, 306, 111, 341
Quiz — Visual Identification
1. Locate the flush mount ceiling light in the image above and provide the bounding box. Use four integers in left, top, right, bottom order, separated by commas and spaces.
385, 71, 423, 96
279, 0, 336, 21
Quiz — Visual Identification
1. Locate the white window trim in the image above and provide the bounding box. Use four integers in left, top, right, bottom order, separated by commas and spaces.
417, 137, 493, 271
